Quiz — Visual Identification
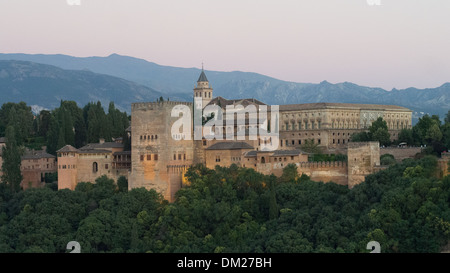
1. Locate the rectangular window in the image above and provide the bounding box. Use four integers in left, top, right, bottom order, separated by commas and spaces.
178, 154, 182, 160
140, 155, 144, 161
299, 140, 301, 145
154, 154, 158, 161
105, 164, 109, 169
147, 154, 151, 161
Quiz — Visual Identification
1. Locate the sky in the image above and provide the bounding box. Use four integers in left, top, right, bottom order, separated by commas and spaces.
0, 0, 449, 90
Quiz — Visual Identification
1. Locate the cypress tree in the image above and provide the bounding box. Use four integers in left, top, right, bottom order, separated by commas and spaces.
1, 126, 23, 192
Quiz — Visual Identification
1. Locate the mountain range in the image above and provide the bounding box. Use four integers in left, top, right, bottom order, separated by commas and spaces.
0, 53, 449, 123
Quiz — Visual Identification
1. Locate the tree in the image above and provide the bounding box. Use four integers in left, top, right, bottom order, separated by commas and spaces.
351, 131, 370, 142
380, 154, 396, 166
425, 124, 442, 143
279, 163, 299, 183
0, 102, 34, 144
398, 129, 414, 146
46, 115, 60, 155
373, 127, 391, 147
117, 176, 128, 192
1, 126, 23, 192
370, 117, 390, 146
37, 110, 51, 137
301, 139, 321, 154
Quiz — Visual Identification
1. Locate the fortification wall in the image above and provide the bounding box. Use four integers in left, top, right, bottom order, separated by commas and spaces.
380, 147, 422, 161
297, 161, 348, 185
347, 142, 380, 188
130, 101, 195, 202
57, 155, 78, 190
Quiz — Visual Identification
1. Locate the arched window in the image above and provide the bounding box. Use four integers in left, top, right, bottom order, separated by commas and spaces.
261, 157, 266, 164
93, 162, 98, 173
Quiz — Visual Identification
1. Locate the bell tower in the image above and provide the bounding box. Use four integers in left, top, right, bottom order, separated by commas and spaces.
194, 65, 213, 108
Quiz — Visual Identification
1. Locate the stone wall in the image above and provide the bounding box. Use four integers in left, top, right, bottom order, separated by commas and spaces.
130, 101, 195, 202
76, 152, 116, 183
380, 147, 422, 162
347, 142, 380, 188
57, 153, 78, 190
297, 161, 348, 185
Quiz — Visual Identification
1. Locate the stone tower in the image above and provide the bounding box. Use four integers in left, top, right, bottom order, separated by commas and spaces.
194, 66, 213, 108
347, 141, 380, 188
129, 101, 195, 202
56, 145, 79, 190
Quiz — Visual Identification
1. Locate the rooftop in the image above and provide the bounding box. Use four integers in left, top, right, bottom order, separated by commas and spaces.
197, 69, 208, 82
77, 149, 112, 154
280, 102, 412, 112
79, 142, 123, 150
206, 96, 266, 109
57, 145, 78, 153
244, 149, 308, 157
206, 142, 254, 150
22, 150, 56, 159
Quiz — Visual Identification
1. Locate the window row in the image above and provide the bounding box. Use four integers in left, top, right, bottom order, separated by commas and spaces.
280, 139, 322, 147
59, 164, 77, 169
195, 92, 211, 98
173, 153, 187, 161
140, 135, 158, 141
140, 154, 159, 161
283, 121, 321, 131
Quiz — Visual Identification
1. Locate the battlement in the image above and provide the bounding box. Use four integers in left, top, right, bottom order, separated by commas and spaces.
132, 101, 193, 111
298, 161, 347, 168
347, 141, 379, 148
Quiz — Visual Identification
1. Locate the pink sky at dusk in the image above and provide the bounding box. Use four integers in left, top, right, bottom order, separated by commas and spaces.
0, 0, 449, 90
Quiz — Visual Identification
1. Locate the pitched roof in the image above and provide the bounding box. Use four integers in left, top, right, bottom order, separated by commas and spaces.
197, 69, 208, 82
113, 151, 131, 156
77, 149, 112, 154
206, 142, 254, 150
206, 96, 266, 108
22, 150, 56, 159
271, 149, 305, 156
244, 149, 309, 157
79, 142, 123, 150
57, 145, 78, 153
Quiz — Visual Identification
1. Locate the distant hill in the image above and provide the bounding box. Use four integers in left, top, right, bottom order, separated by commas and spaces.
0, 53, 449, 122
0, 60, 188, 113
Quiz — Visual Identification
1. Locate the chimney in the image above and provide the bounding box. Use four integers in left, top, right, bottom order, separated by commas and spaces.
99, 138, 105, 144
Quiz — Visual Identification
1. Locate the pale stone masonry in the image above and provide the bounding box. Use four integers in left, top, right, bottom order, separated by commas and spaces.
56, 69, 413, 201
57, 139, 130, 190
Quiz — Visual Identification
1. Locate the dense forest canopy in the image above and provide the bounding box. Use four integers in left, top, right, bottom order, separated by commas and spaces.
0, 100, 130, 154
0, 101, 449, 253
0, 155, 449, 253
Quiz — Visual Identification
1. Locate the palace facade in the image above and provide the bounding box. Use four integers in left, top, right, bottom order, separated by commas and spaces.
56, 69, 412, 201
